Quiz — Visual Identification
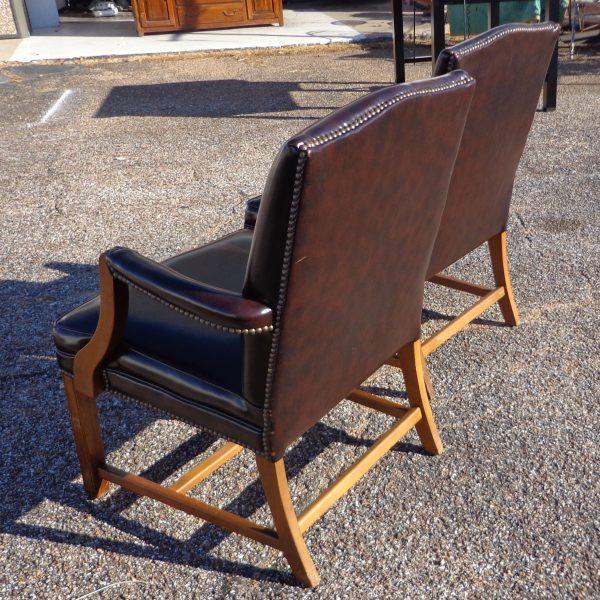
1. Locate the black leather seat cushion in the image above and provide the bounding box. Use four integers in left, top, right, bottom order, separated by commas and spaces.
54, 230, 265, 450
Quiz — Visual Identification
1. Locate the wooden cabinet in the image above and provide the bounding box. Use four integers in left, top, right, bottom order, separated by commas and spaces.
132, 0, 282, 35
246, 0, 279, 21
133, 0, 177, 33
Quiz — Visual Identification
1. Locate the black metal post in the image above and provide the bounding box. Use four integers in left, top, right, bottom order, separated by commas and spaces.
488, 0, 500, 28
432, 0, 446, 69
543, 0, 559, 111
393, 0, 406, 83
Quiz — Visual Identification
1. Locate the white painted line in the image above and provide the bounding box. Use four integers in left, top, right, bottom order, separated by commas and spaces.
39, 89, 74, 124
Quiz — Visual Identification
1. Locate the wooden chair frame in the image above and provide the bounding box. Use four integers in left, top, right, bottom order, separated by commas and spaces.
63, 257, 443, 587
390, 231, 519, 372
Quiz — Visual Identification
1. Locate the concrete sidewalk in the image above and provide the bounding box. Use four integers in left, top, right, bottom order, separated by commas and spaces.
0, 1, 431, 62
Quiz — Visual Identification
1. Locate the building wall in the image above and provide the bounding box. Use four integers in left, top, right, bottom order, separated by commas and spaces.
0, 0, 18, 36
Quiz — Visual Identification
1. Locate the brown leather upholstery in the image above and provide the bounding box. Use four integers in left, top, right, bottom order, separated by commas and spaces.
243, 25, 561, 273
244, 73, 476, 457
54, 72, 476, 460
427, 22, 560, 277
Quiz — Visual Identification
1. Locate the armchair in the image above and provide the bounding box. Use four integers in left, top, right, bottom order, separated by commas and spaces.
54, 71, 475, 586
245, 25, 561, 365
412, 23, 561, 362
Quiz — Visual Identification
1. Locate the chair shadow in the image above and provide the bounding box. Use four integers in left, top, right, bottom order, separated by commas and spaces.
0, 262, 420, 585
422, 307, 506, 328
7, 404, 421, 585
0, 261, 160, 520
94, 78, 385, 120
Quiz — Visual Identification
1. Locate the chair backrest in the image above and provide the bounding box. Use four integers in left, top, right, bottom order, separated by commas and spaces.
244, 72, 476, 458
427, 23, 560, 277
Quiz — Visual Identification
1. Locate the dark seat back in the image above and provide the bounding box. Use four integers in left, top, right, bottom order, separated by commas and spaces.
428, 23, 560, 277
244, 72, 476, 458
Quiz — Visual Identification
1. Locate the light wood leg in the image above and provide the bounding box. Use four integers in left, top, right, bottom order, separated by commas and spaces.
488, 231, 520, 327
421, 354, 435, 403
256, 456, 320, 587
62, 374, 109, 499
396, 341, 443, 455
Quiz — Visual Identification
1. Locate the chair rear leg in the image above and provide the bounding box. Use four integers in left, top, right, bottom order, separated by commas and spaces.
421, 353, 435, 403
488, 231, 520, 327
256, 456, 320, 587
62, 374, 109, 499
396, 341, 443, 456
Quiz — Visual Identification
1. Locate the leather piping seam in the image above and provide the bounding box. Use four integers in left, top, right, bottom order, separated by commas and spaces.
300, 75, 474, 148
450, 23, 560, 59
259, 75, 476, 458
108, 267, 273, 335
260, 149, 308, 458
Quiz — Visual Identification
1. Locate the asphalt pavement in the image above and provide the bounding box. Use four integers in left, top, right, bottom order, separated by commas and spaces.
0, 43, 598, 599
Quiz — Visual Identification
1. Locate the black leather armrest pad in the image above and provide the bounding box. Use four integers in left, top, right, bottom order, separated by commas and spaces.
244, 196, 262, 229
104, 247, 273, 333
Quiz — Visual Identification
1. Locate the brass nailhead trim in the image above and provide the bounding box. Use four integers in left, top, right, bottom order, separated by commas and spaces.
261, 149, 309, 457
108, 268, 273, 335
452, 23, 560, 58
301, 76, 474, 149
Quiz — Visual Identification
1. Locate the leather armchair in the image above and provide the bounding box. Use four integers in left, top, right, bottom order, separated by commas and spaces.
54, 71, 475, 586
419, 23, 561, 358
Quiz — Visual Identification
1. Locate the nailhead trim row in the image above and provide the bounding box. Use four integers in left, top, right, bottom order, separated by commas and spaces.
260, 149, 309, 457
108, 267, 273, 335
300, 76, 474, 150
259, 75, 475, 457
451, 23, 560, 59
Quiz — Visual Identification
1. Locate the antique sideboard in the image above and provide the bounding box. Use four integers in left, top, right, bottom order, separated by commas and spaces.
132, 0, 283, 35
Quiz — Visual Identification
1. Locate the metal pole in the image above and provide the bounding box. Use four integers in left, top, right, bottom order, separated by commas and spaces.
393, 0, 406, 83
431, 0, 446, 70
543, 0, 559, 110
488, 0, 500, 28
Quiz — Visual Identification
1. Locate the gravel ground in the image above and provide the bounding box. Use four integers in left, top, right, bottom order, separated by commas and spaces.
0, 42, 598, 599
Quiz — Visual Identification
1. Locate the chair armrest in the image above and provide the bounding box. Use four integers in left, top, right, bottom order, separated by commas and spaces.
244, 196, 262, 230
105, 247, 273, 334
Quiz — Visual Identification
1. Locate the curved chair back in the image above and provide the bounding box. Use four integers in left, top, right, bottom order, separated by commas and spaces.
245, 72, 476, 457
428, 23, 560, 277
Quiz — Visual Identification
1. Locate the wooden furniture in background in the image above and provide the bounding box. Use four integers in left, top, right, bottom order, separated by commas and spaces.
132, 0, 283, 35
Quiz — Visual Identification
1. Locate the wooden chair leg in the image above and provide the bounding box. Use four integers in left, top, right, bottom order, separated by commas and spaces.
256, 456, 320, 587
62, 374, 109, 499
396, 341, 443, 455
421, 353, 435, 403
488, 231, 520, 327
